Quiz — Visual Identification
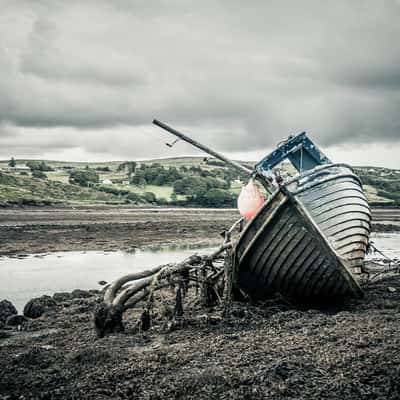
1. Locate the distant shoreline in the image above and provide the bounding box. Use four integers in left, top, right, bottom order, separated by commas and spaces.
0, 207, 399, 256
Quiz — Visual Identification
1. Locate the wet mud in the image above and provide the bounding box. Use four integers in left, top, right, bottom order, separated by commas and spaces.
0, 276, 399, 399
0, 206, 398, 256
0, 207, 238, 256
0, 206, 399, 399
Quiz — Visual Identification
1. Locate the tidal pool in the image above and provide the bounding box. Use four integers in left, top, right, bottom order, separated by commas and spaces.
0, 242, 218, 311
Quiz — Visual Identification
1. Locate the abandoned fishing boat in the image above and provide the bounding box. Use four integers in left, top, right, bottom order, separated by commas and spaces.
235, 134, 370, 303
153, 120, 371, 304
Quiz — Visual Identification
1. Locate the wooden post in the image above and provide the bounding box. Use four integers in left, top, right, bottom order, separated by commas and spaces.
222, 227, 235, 317
223, 248, 234, 317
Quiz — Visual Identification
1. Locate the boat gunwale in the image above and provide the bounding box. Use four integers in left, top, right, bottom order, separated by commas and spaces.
289, 172, 364, 197
284, 163, 359, 187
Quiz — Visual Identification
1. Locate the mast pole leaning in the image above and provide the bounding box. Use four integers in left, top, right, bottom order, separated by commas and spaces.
152, 119, 253, 176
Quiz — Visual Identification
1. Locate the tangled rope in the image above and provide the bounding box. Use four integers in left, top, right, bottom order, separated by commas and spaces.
364, 241, 400, 281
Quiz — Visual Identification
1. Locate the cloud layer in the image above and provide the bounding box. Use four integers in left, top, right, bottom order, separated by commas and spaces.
1, 0, 399, 164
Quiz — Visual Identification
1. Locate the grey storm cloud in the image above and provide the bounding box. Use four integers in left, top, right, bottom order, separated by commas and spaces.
0, 0, 399, 159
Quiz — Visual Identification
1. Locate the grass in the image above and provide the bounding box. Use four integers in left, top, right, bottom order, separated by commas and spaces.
229, 180, 243, 195
140, 156, 206, 168
1, 157, 400, 206
111, 184, 175, 200
46, 171, 70, 184
363, 185, 393, 203
0, 173, 120, 205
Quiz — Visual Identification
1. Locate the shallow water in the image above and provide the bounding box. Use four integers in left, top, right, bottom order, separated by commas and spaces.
368, 232, 400, 261
1, 233, 399, 312
0, 242, 218, 312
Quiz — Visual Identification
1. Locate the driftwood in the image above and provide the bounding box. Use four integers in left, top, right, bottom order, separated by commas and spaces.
94, 219, 242, 337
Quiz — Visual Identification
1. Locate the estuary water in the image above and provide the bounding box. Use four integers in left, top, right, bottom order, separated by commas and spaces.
0, 242, 218, 311
0, 233, 399, 312
367, 232, 400, 261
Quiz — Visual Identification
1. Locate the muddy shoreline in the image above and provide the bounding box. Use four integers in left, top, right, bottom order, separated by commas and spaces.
0, 207, 238, 256
0, 207, 399, 256
1, 207, 400, 399
1, 276, 400, 399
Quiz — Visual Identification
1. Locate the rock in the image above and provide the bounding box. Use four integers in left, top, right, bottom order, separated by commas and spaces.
23, 295, 57, 319
53, 292, 72, 303
94, 302, 124, 338
387, 286, 397, 293
14, 346, 52, 369
6, 314, 28, 327
71, 289, 92, 299
0, 299, 18, 324
0, 330, 12, 339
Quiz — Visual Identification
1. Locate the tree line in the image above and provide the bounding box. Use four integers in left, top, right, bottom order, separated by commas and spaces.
6, 157, 241, 207
66, 162, 239, 207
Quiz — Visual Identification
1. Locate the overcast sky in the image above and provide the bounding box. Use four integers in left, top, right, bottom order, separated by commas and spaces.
1, 0, 399, 167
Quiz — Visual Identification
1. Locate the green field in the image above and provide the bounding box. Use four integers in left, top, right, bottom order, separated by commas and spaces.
0, 157, 229, 206
113, 184, 175, 200
0, 157, 399, 207
0, 173, 120, 205
229, 180, 243, 195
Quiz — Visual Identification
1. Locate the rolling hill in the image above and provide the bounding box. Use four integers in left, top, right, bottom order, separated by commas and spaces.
0, 157, 399, 207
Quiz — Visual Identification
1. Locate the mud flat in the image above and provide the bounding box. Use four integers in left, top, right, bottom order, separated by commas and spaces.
0, 207, 238, 256
371, 208, 400, 232
0, 206, 400, 399
0, 206, 398, 256
0, 276, 400, 399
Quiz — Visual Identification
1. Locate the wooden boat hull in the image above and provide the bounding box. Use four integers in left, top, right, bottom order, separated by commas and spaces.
235, 164, 368, 304
286, 164, 371, 271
